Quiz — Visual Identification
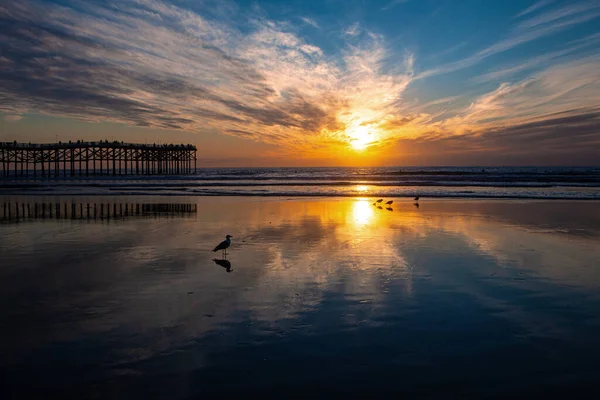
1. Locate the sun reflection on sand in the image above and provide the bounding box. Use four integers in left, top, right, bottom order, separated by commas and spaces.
351, 199, 375, 227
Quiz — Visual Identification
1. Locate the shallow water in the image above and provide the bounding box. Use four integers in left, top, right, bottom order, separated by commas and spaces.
1, 196, 600, 398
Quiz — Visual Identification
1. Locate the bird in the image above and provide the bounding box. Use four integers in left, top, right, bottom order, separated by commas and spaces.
376, 199, 383, 203
386, 207, 393, 212
385, 200, 393, 205
213, 235, 233, 258
414, 196, 420, 201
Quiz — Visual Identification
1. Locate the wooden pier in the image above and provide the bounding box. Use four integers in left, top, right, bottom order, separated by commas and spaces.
0, 141, 197, 178
1, 201, 197, 222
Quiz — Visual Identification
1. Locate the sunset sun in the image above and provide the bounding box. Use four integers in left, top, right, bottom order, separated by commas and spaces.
348, 125, 374, 151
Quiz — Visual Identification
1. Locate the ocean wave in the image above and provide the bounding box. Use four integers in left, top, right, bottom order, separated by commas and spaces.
2, 166, 599, 199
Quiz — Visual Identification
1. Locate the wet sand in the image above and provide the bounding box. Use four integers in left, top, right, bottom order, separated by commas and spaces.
1, 196, 600, 398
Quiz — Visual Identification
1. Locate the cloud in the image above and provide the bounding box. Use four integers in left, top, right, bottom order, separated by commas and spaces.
469, 56, 600, 125
300, 17, 319, 28
0, 0, 417, 154
0, 0, 599, 165
418, 1, 600, 79
515, 0, 557, 19
344, 22, 361, 37
515, 1, 597, 29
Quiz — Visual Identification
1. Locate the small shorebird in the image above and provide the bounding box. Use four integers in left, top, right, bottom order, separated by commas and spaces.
376, 199, 383, 203
213, 235, 233, 258
414, 196, 420, 202
385, 200, 393, 205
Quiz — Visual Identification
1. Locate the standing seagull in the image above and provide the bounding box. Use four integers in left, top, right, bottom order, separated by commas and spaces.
414, 196, 420, 202
213, 235, 233, 258
385, 200, 393, 205
376, 199, 384, 203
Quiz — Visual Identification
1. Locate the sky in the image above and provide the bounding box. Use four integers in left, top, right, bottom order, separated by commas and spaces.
1, 0, 599, 166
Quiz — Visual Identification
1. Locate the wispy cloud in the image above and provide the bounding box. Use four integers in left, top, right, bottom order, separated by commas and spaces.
344, 22, 361, 37
3, 115, 22, 122
300, 16, 319, 28
515, 0, 557, 19
472, 37, 598, 83
452, 56, 600, 130
515, 1, 600, 29
418, 1, 600, 79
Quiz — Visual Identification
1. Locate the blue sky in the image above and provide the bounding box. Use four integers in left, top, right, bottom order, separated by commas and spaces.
1, 0, 599, 166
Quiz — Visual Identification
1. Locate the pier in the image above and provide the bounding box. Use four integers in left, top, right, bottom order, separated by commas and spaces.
0, 141, 197, 178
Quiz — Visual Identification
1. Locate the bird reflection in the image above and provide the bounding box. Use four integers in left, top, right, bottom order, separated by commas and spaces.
212, 258, 232, 273
414, 202, 419, 208
386, 207, 393, 211
377, 206, 383, 209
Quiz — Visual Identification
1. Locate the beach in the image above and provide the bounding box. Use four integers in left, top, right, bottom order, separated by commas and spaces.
2, 196, 600, 397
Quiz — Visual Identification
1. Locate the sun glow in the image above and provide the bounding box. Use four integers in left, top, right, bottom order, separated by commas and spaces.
348, 125, 375, 151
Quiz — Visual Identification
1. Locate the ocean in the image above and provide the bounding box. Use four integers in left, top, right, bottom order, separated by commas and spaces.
2, 166, 600, 199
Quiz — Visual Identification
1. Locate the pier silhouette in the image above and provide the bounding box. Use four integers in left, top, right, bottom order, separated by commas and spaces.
0, 141, 197, 178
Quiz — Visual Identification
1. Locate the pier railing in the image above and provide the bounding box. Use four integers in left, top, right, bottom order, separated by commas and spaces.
0, 141, 197, 178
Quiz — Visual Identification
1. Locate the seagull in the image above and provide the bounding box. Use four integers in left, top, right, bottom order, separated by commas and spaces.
414, 196, 420, 201
376, 199, 383, 203
213, 235, 233, 258
385, 200, 393, 205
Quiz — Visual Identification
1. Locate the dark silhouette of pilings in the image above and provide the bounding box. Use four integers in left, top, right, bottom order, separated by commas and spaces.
1, 202, 197, 222
0, 141, 197, 178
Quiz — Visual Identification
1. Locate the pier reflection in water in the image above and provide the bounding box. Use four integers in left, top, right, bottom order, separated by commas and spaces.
1, 201, 196, 222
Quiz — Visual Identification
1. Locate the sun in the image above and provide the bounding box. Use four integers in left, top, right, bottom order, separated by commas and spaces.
348, 125, 374, 151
